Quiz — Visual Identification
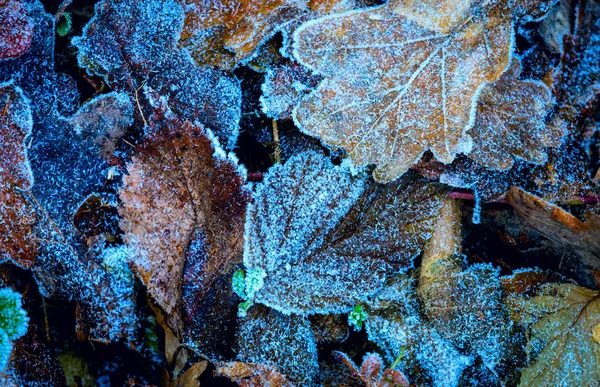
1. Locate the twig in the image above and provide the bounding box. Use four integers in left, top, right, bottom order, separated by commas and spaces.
54, 0, 73, 22
272, 119, 281, 164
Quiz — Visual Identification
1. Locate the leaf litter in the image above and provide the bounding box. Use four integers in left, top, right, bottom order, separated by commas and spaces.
0, 0, 599, 385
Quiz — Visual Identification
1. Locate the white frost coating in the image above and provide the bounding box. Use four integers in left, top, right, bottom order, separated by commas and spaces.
243, 151, 375, 315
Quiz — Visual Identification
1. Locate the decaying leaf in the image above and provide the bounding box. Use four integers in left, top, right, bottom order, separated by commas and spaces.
162, 360, 208, 387
293, 0, 562, 182
119, 102, 249, 332
237, 305, 318, 386
244, 151, 448, 315
0, 82, 37, 268
0, 0, 33, 60
215, 361, 294, 387
507, 187, 600, 269
469, 58, 559, 169
418, 199, 512, 374
507, 282, 600, 387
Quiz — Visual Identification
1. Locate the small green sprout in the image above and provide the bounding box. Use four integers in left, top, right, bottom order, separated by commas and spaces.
0, 288, 29, 371
232, 267, 267, 318
348, 305, 368, 331
57, 13, 72, 37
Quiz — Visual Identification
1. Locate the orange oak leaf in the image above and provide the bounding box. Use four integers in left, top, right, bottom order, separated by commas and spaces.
292, 0, 554, 182
119, 102, 249, 332
469, 58, 559, 170
0, 82, 37, 268
215, 361, 295, 387
0, 0, 33, 60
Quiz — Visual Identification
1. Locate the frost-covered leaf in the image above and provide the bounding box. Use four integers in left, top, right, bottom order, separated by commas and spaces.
418, 199, 512, 373
180, 0, 304, 69
507, 282, 600, 387
333, 351, 409, 387
0, 0, 33, 60
0, 82, 37, 268
119, 105, 249, 331
73, 0, 241, 146
260, 60, 320, 120
244, 151, 448, 315
215, 361, 294, 387
469, 58, 559, 170
364, 276, 473, 387
507, 187, 600, 269
237, 305, 318, 386
292, 0, 547, 182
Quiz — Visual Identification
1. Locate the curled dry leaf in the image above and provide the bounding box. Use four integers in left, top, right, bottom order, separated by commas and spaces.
506, 187, 600, 269
215, 361, 295, 387
469, 58, 559, 170
0, 82, 37, 268
507, 282, 600, 387
0, 0, 33, 60
292, 0, 532, 182
243, 151, 448, 315
119, 105, 249, 332
237, 305, 318, 387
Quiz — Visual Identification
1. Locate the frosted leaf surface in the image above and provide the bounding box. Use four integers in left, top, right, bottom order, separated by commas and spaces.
507, 187, 600, 269
507, 283, 600, 387
333, 351, 410, 387
365, 295, 472, 387
418, 199, 512, 373
66, 92, 133, 159
0, 82, 37, 268
469, 58, 559, 170
237, 305, 319, 386
244, 151, 448, 315
73, 0, 241, 146
72, 0, 184, 78
119, 107, 249, 331
0, 0, 33, 60
292, 0, 527, 182
180, 0, 308, 69
260, 59, 320, 120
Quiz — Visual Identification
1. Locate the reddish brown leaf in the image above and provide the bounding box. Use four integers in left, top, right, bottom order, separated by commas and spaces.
214, 362, 295, 387
119, 103, 249, 332
0, 82, 37, 268
0, 0, 33, 60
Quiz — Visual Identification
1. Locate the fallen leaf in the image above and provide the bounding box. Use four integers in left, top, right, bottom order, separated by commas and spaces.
162, 361, 207, 387
506, 282, 600, 387
215, 361, 295, 387
0, 0, 33, 60
237, 304, 318, 386
418, 199, 512, 374
507, 187, 600, 269
333, 351, 409, 387
244, 151, 448, 315
119, 100, 249, 332
292, 0, 555, 182
469, 58, 559, 170
0, 82, 37, 268
72, 0, 241, 146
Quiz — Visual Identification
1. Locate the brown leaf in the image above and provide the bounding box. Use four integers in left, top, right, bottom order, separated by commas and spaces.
0, 82, 38, 268
214, 362, 295, 387
333, 351, 409, 387
506, 186, 600, 269
162, 361, 207, 387
119, 104, 249, 332
292, 0, 553, 182
0, 0, 33, 60
180, 0, 303, 69
469, 58, 559, 170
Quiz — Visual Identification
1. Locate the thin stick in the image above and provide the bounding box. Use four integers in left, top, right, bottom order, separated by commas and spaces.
272, 119, 281, 164
54, 0, 73, 22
